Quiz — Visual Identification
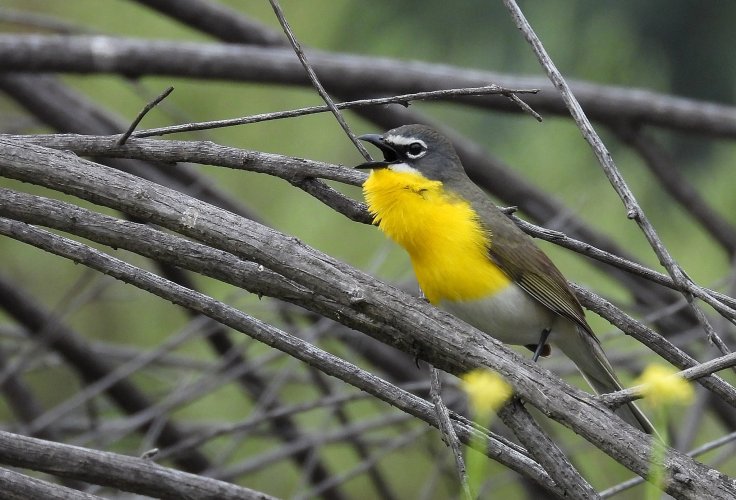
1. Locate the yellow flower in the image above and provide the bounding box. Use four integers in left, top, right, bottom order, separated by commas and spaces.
635, 364, 694, 407
460, 369, 513, 416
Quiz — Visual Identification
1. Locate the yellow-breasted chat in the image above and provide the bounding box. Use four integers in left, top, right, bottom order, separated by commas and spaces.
356, 123, 653, 433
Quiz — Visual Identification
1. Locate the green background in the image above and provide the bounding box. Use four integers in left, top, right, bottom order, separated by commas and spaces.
1, 1, 735, 498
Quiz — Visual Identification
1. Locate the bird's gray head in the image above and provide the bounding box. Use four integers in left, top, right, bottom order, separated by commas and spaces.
355, 124, 465, 182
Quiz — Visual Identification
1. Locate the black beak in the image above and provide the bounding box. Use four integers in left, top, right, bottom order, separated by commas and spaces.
355, 133, 399, 169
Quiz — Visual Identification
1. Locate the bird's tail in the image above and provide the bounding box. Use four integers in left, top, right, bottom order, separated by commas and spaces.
555, 323, 656, 435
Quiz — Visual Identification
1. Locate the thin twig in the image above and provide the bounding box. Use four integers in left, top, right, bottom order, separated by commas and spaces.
0, 7, 96, 34
156, 391, 376, 463
117, 86, 173, 145
510, 215, 736, 322
429, 367, 472, 500
599, 351, 736, 408
130, 85, 537, 139
504, 92, 542, 122
268, 0, 370, 159
573, 285, 736, 408
6, 34, 736, 139
501, 0, 733, 359
214, 413, 413, 482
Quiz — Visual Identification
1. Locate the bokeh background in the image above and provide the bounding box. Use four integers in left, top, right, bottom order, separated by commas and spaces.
1, 1, 735, 498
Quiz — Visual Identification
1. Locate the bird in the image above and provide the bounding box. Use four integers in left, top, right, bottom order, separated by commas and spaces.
355, 123, 653, 433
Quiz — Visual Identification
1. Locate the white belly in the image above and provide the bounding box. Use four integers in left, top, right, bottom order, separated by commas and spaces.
439, 283, 555, 346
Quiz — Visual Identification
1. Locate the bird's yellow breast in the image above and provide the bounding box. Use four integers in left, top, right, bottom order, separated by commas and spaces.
363, 168, 511, 304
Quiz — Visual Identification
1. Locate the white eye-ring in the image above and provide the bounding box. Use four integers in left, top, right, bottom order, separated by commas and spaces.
406, 140, 427, 159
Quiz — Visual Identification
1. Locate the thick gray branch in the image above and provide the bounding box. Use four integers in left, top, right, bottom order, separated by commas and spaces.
7, 132, 733, 318
0, 139, 734, 498
0, 34, 734, 138
0, 467, 103, 500
0, 431, 274, 499
0, 218, 560, 494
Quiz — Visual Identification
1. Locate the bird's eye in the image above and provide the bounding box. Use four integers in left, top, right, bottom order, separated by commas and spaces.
406, 142, 426, 158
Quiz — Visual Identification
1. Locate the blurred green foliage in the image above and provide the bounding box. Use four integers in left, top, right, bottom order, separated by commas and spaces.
1, 1, 735, 498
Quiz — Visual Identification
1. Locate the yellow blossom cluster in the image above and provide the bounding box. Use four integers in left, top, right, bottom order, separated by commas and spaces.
635, 364, 694, 407
460, 369, 513, 417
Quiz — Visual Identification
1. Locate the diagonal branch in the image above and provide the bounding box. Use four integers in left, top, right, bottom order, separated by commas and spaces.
127, 0, 704, 340
0, 466, 104, 500
501, 0, 732, 358
0, 217, 560, 494
267, 0, 370, 159
498, 399, 599, 499
0, 430, 275, 499
0, 140, 734, 497
7, 132, 734, 319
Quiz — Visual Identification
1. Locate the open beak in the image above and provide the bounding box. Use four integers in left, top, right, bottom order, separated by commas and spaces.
354, 133, 399, 169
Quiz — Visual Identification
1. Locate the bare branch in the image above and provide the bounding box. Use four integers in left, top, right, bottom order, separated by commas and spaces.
600, 351, 736, 408
0, 466, 103, 500
429, 368, 471, 499
0, 140, 733, 497
0, 7, 95, 34
267, 0, 370, 159
131, 86, 538, 139
573, 285, 736, 407
0, 430, 275, 499
5, 179, 731, 421
601, 430, 736, 498
0, 73, 710, 338
0, 217, 559, 493
133, 0, 285, 45
118, 85, 174, 145
4, 3, 735, 496
0, 74, 260, 221
0, 133, 363, 185
512, 216, 736, 319
498, 399, 599, 500
7, 132, 735, 319
0, 34, 734, 138
501, 0, 732, 358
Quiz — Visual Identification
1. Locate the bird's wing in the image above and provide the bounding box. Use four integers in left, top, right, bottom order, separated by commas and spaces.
480, 206, 595, 336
